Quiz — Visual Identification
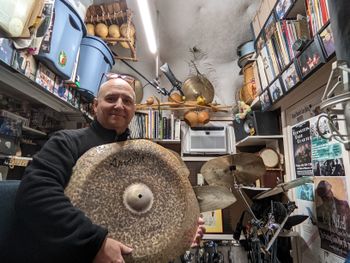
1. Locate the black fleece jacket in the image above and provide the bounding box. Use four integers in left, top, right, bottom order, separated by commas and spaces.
1, 120, 130, 263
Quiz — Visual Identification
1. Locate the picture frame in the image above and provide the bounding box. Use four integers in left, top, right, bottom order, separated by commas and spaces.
12, 50, 38, 81
0, 38, 14, 65
268, 77, 284, 103
318, 23, 336, 59
260, 88, 272, 111
202, 209, 223, 233
281, 62, 301, 92
275, 0, 294, 20
296, 39, 325, 79
264, 13, 277, 40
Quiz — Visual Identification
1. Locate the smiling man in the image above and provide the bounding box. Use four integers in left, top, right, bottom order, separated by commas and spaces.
1, 76, 204, 263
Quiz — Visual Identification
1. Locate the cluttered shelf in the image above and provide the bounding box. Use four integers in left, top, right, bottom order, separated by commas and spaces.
0, 61, 88, 121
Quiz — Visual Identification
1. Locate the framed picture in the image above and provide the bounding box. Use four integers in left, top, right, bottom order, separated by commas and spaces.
12, 50, 38, 81
0, 38, 14, 65
318, 23, 336, 59
296, 39, 325, 79
264, 13, 277, 40
260, 89, 272, 111
275, 0, 294, 19
202, 209, 223, 233
281, 62, 301, 92
268, 77, 284, 103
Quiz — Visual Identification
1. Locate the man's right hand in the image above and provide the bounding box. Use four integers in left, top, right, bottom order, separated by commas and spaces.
93, 238, 133, 263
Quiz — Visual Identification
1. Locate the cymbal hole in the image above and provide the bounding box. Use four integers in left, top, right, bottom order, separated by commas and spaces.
138, 194, 143, 198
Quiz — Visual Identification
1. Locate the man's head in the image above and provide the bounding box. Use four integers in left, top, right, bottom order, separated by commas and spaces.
316, 180, 333, 200
93, 76, 136, 134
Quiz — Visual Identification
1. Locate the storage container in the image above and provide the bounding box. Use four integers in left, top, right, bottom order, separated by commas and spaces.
0, 0, 36, 37
36, 0, 86, 80
76, 36, 115, 100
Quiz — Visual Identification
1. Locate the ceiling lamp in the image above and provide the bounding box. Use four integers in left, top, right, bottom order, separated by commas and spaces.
137, 0, 157, 54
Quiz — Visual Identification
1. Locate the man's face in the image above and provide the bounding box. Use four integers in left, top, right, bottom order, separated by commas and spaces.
93, 78, 136, 134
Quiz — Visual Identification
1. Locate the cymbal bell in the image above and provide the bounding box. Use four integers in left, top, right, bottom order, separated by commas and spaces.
193, 185, 237, 212
200, 153, 266, 187
254, 176, 314, 200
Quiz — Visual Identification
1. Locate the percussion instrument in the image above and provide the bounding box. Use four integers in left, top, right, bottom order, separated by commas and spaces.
254, 176, 314, 200
193, 185, 237, 212
258, 148, 280, 168
65, 140, 199, 263
182, 75, 215, 104
200, 153, 266, 187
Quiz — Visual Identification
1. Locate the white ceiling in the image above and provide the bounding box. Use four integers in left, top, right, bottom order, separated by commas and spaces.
124, 0, 262, 105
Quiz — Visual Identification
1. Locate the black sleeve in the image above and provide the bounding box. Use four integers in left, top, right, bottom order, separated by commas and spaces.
15, 131, 108, 262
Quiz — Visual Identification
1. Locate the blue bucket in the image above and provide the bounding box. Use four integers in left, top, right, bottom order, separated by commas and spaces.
76, 36, 115, 100
36, 0, 86, 80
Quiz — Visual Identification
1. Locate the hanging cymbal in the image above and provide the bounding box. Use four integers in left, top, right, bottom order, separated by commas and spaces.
65, 140, 199, 263
254, 176, 314, 200
193, 185, 237, 213
200, 153, 266, 187
182, 75, 215, 103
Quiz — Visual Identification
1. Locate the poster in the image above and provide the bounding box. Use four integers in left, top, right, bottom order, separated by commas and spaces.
310, 116, 344, 176
292, 120, 313, 177
314, 177, 350, 258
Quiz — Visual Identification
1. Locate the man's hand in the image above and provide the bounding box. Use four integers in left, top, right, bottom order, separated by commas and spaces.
93, 238, 133, 263
191, 217, 206, 247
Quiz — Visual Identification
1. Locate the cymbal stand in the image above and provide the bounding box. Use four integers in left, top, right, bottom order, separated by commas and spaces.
264, 201, 297, 251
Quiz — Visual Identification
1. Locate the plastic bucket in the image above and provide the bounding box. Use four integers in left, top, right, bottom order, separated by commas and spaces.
36, 0, 86, 80
76, 36, 115, 100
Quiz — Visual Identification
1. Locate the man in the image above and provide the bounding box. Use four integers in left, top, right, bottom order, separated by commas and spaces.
2, 76, 204, 263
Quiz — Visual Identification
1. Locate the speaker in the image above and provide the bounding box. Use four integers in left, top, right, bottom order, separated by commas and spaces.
233, 111, 280, 142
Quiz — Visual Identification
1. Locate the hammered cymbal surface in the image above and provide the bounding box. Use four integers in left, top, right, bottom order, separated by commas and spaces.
201, 153, 266, 186
65, 140, 200, 263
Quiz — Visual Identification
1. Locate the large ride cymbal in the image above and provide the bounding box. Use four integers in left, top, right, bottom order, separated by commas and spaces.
65, 140, 200, 263
254, 176, 314, 200
193, 185, 237, 212
200, 153, 266, 187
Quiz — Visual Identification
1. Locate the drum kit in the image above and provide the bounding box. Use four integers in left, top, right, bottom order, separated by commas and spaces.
65, 140, 312, 263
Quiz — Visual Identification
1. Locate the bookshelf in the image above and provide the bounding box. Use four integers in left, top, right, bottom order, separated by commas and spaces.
130, 110, 181, 142
250, 0, 333, 112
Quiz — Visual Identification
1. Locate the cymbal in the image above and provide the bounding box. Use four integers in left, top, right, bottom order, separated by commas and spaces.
200, 153, 266, 187
241, 186, 270, 200
65, 140, 200, 263
193, 185, 237, 213
254, 176, 314, 200
182, 75, 215, 103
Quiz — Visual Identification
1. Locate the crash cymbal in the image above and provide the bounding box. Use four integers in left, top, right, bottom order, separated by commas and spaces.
254, 176, 314, 200
65, 140, 199, 263
193, 185, 237, 212
200, 153, 266, 187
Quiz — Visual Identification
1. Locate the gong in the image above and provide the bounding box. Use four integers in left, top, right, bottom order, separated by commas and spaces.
182, 75, 215, 103
65, 140, 199, 263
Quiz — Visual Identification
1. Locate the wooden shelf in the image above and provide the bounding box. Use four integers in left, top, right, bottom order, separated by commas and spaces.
22, 126, 47, 137
285, 0, 306, 18
153, 139, 181, 144
235, 135, 283, 147
203, 234, 234, 240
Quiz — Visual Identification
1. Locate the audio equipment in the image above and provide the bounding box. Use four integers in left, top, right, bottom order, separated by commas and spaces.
233, 111, 280, 142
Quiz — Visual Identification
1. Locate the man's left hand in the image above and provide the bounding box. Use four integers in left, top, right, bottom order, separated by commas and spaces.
191, 217, 206, 248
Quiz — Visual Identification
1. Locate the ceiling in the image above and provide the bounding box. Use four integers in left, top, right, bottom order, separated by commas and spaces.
121, 0, 262, 105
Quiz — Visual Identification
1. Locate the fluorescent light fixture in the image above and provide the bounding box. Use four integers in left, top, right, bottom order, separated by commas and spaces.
137, 0, 157, 54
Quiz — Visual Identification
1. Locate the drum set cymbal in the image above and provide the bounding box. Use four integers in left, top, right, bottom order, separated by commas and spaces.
200, 153, 266, 187
193, 185, 237, 212
254, 176, 314, 200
